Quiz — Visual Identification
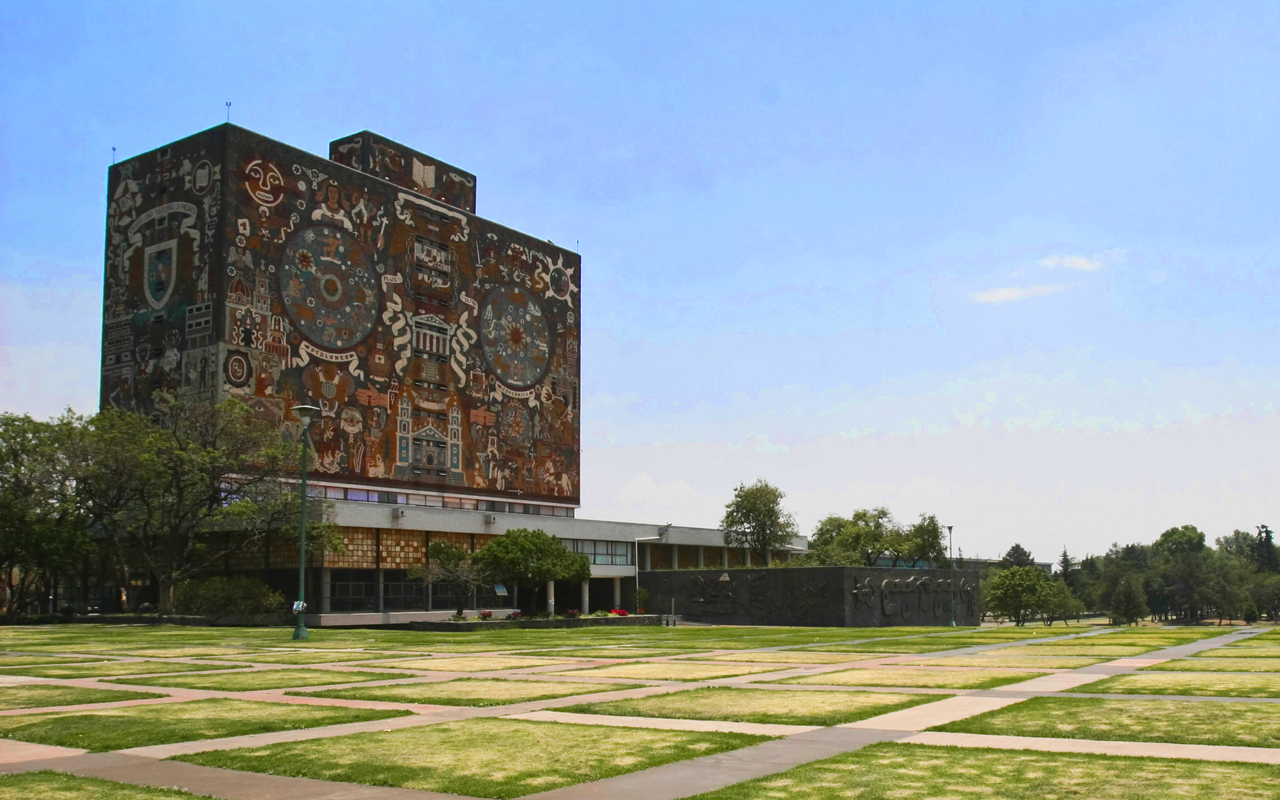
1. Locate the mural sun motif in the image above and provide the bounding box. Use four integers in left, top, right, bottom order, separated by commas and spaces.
279, 226, 379, 351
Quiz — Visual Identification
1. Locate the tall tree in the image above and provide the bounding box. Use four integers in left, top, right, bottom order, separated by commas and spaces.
75, 396, 334, 613
1000, 543, 1036, 568
0, 413, 86, 615
984, 565, 1049, 626
411, 541, 485, 617
1109, 567, 1150, 625
900, 513, 949, 568
720, 480, 798, 566
1256, 525, 1279, 574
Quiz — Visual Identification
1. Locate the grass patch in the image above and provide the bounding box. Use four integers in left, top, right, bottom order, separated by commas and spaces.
0, 656, 98, 668
296, 677, 641, 706
901, 654, 1106, 669
0, 661, 233, 679
936, 695, 1280, 748
207, 650, 415, 665
1200, 644, 1280, 658
691, 652, 880, 665
549, 662, 786, 681
0, 698, 408, 752
174, 716, 768, 798
103, 667, 405, 691
806, 640, 961, 654
0, 685, 165, 711
1145, 657, 1280, 673
0, 771, 207, 799
990, 643, 1154, 657
1074, 672, 1280, 698
520, 648, 690, 659
776, 667, 1040, 690
683, 742, 1280, 800
560, 686, 944, 726
380, 655, 578, 672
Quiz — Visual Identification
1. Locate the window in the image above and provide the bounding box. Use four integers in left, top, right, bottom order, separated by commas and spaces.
567, 540, 631, 566
346, 489, 371, 502
325, 487, 345, 500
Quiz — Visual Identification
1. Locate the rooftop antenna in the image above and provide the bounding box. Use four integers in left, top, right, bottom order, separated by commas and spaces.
111, 147, 116, 165
226, 102, 231, 123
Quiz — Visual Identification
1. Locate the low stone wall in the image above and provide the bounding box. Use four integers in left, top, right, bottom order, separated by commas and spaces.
640, 566, 980, 627
411, 614, 661, 632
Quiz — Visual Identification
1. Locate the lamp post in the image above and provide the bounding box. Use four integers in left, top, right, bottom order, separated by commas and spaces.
946, 525, 956, 627
291, 405, 321, 641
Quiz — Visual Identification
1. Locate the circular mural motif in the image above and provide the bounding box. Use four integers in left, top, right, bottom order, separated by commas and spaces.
224, 351, 251, 388
501, 404, 532, 448
479, 285, 552, 390
279, 226, 379, 351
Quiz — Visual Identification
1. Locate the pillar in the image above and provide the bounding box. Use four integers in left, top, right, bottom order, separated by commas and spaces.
722, 547, 729, 568
697, 546, 704, 568
644, 543, 652, 571
546, 580, 555, 615
581, 580, 589, 615
613, 577, 622, 608
376, 569, 384, 612
321, 568, 332, 613
670, 543, 679, 569
743, 547, 752, 566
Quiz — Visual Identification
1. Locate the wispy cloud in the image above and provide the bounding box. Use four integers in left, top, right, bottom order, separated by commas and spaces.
1039, 248, 1127, 272
970, 285, 1068, 304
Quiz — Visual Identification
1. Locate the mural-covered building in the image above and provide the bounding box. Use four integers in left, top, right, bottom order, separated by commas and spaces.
101, 124, 799, 620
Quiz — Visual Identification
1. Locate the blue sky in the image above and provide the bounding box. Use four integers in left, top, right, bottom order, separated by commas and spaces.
2, 1, 1278, 560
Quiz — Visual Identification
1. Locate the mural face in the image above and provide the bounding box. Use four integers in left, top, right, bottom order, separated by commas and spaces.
102, 125, 581, 504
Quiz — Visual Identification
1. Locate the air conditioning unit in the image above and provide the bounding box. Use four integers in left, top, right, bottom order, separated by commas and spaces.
484, 514, 497, 525
392, 508, 406, 519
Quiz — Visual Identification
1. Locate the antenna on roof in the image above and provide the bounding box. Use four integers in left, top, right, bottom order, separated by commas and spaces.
226, 102, 231, 123
111, 147, 116, 165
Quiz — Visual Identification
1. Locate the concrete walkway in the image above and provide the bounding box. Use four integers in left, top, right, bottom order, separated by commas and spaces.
506, 709, 818, 737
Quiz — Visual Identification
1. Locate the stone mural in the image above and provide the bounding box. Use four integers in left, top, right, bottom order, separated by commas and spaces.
640, 566, 981, 627
101, 124, 581, 504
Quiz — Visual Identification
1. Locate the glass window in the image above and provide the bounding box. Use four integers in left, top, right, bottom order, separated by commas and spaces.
461, 499, 478, 510
442, 497, 461, 509
325, 487, 344, 500
347, 489, 370, 502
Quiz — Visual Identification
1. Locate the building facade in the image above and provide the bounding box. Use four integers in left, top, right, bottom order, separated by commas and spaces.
101, 124, 793, 621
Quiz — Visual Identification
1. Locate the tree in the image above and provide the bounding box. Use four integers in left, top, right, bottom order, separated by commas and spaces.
74, 396, 335, 613
472, 528, 590, 613
1256, 525, 1279, 574
411, 541, 485, 617
892, 513, 948, 568
1000, 543, 1036, 568
1037, 579, 1084, 626
985, 566, 1050, 626
0, 412, 87, 615
1056, 548, 1077, 592
1109, 568, 1149, 625
720, 480, 798, 566
805, 507, 896, 567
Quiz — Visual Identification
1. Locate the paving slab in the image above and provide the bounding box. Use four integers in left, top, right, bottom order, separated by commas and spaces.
506, 709, 818, 737
0, 740, 85, 764
985, 672, 1110, 693
838, 694, 1024, 730
902, 731, 1280, 764
521, 727, 910, 800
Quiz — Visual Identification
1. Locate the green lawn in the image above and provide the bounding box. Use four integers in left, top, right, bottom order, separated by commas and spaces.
175, 717, 770, 798
0, 685, 165, 711
378, 655, 579, 672
520, 647, 692, 659
806, 640, 962, 654
0, 661, 235, 679
0, 655, 98, 668
1198, 645, 1280, 658
548, 661, 786, 682
0, 772, 206, 800
297, 677, 641, 706
1074, 672, 1280, 698
1144, 657, 1280, 673
935, 695, 1280, 748
901, 654, 1107, 669
990, 643, 1155, 656
692, 651, 880, 665
207, 650, 416, 665
776, 667, 1040, 690
0, 698, 408, 752
559, 686, 945, 726
683, 742, 1280, 800
103, 667, 409, 691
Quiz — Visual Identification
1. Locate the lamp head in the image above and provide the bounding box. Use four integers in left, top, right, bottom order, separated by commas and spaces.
291, 404, 321, 426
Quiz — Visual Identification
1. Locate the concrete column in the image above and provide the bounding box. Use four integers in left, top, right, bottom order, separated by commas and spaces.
697, 546, 704, 568
546, 580, 555, 615
743, 547, 752, 566
321, 568, 332, 613
644, 543, 652, 571
581, 581, 589, 614
612, 577, 621, 608
670, 543, 679, 569
722, 547, 729, 568
376, 569, 384, 612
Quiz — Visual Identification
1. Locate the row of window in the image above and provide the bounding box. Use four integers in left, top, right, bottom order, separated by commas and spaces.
566, 539, 632, 566
311, 484, 575, 517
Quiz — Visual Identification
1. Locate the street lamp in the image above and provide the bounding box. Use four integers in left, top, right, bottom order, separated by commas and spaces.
291, 405, 321, 641
946, 525, 956, 627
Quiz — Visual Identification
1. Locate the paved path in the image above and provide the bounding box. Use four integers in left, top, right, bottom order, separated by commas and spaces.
507, 709, 818, 736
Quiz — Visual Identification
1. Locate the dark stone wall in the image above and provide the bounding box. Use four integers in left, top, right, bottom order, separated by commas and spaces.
103, 123, 581, 504
640, 566, 981, 627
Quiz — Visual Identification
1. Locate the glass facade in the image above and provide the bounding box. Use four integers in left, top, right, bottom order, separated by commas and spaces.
567, 539, 632, 566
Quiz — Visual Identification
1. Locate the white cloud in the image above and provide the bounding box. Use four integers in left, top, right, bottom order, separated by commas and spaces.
1039, 248, 1127, 272
970, 284, 1067, 304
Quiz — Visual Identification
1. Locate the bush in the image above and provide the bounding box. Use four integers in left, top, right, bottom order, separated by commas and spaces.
565, 609, 580, 618
1243, 602, 1261, 624
611, 608, 629, 617
173, 576, 284, 622
479, 610, 493, 620
509, 610, 522, 620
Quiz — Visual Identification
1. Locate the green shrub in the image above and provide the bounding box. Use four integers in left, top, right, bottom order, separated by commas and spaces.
1243, 603, 1261, 624
174, 576, 284, 621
